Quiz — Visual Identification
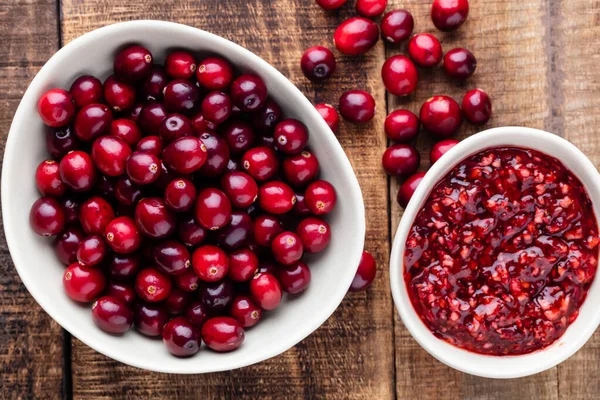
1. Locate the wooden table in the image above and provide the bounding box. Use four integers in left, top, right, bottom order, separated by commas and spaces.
1, 0, 599, 398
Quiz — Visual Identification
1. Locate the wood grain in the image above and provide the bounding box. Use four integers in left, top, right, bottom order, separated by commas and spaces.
0, 0, 66, 398
60, 1, 394, 398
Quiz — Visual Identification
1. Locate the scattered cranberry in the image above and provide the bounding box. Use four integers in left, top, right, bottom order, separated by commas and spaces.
110, 118, 142, 146
339, 90, 376, 123
45, 125, 80, 159
195, 188, 232, 230
315, 103, 339, 133
462, 88, 492, 125
282, 151, 320, 187
35, 160, 65, 197
140, 65, 168, 101
431, 0, 469, 32
408, 33, 443, 68
230, 296, 262, 328
315, 0, 347, 10
230, 74, 267, 112
192, 245, 229, 282
113, 45, 153, 83
384, 110, 420, 142
196, 57, 234, 91
92, 296, 133, 334
271, 231, 303, 265
356, 0, 387, 17
70, 75, 103, 108
165, 51, 197, 79
201, 91, 232, 124
221, 171, 258, 208
135, 267, 172, 302
382, 144, 420, 177
334, 17, 379, 56
278, 262, 311, 294
397, 171, 425, 207
420, 95, 462, 137
304, 180, 337, 215
74, 103, 113, 142
29, 197, 65, 236
105, 282, 136, 305
301, 46, 336, 81
54, 227, 84, 265
250, 272, 282, 310
350, 251, 377, 291
77, 235, 106, 266
444, 48, 477, 80
103, 74, 136, 112
242, 146, 279, 181
296, 217, 331, 253
37, 88, 75, 128
228, 248, 259, 282
63, 263, 106, 302
381, 55, 418, 97
135, 197, 176, 239
381, 9, 414, 44
163, 79, 201, 114
430, 139, 459, 164
135, 303, 169, 336
162, 317, 201, 357
202, 317, 244, 352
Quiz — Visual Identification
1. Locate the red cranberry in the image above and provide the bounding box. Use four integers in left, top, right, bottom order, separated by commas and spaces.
104, 216, 141, 254
110, 119, 142, 146
420, 95, 462, 137
282, 151, 320, 187
250, 272, 282, 310
164, 79, 201, 115
107, 253, 141, 281
271, 231, 303, 265
135, 135, 163, 157
70, 75, 103, 108
258, 181, 296, 214
164, 179, 196, 212
79, 196, 115, 235
278, 262, 311, 294
462, 88, 492, 125
59, 151, 98, 192
115, 176, 142, 206
201, 91, 232, 124
221, 120, 255, 155
195, 188, 232, 230
199, 280, 234, 314
408, 34, 443, 68
253, 215, 284, 247
45, 125, 80, 159
339, 90, 376, 123
228, 248, 259, 282
230, 296, 262, 328
256, 260, 279, 276
305, 180, 337, 215
103, 74, 136, 112
430, 139, 459, 164
382, 144, 420, 177
60, 196, 81, 225
191, 112, 218, 133
37, 88, 75, 128
178, 215, 207, 247
77, 235, 106, 266
140, 65, 168, 101
105, 281, 136, 305
397, 171, 426, 207
274, 119, 309, 155
334, 17, 379, 55
165, 50, 197, 79
114, 45, 153, 82
63, 262, 106, 302
315, 103, 339, 132
230, 74, 267, 112
444, 48, 477, 80
135, 267, 172, 302
90, 136, 131, 177
242, 146, 278, 181
35, 160, 65, 197
92, 296, 133, 334
356, 0, 387, 17
184, 301, 209, 328
125, 151, 161, 185
158, 113, 194, 144
381, 55, 419, 97
221, 171, 258, 208
54, 227, 84, 265
127, 103, 143, 121
151, 240, 191, 276
301, 46, 336, 81
315, 0, 347, 10
166, 287, 193, 315
215, 211, 253, 251
251, 99, 282, 133
29, 197, 64, 236
196, 57, 234, 91
381, 9, 414, 43
175, 267, 200, 292
138, 102, 167, 135
431, 0, 469, 32
385, 110, 420, 142
202, 317, 244, 352
162, 136, 207, 174
73, 103, 113, 141
135, 197, 176, 239
293, 192, 311, 216
191, 245, 229, 282
162, 317, 201, 357
134, 303, 169, 336
350, 250, 377, 291
296, 217, 331, 253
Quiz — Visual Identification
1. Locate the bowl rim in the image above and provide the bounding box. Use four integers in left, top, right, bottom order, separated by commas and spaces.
2, 20, 366, 373
390, 127, 600, 379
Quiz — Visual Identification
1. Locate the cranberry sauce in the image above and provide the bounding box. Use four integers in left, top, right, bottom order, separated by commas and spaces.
404, 147, 599, 355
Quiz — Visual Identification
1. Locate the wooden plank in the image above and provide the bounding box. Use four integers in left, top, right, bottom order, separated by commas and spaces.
0, 0, 65, 398
387, 0, 559, 399
60, 1, 394, 398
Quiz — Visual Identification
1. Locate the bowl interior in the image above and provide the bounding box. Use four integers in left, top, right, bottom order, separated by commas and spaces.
390, 127, 600, 379
2, 21, 365, 373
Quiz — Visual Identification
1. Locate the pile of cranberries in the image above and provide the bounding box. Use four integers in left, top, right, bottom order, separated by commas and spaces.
30, 43, 363, 358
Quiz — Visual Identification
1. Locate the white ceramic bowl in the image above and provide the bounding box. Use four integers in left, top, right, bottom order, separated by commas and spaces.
390, 127, 600, 379
2, 20, 365, 373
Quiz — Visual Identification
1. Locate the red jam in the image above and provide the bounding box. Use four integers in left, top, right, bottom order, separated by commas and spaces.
404, 147, 599, 355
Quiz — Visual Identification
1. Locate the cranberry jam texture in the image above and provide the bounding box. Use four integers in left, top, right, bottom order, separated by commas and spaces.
404, 147, 599, 355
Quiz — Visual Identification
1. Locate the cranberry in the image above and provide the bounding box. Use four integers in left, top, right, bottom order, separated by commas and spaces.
190, 245, 228, 282
253, 215, 284, 247
257, 260, 279, 276
140, 65, 168, 101
110, 119, 142, 146
271, 231, 303, 265
79, 196, 115, 235
315, 0, 347, 10
73, 103, 113, 141
230, 296, 262, 328
462, 88, 492, 125
221, 171, 258, 208
37, 88, 75, 127
339, 90, 376, 123
282, 151, 320, 187
199, 280, 234, 314
135, 197, 176, 239
162, 317, 201, 357
90, 136, 131, 177
105, 282, 136, 305
430, 139, 459, 164
250, 272, 282, 310
115, 176, 142, 206
138, 102, 167, 135
381, 55, 419, 97
258, 181, 296, 214
431, 0, 469, 31
178, 215, 207, 247
60, 196, 81, 225
304, 180, 337, 215
158, 113, 194, 144
125, 151, 161, 185
315, 103, 339, 133
104, 216, 141, 254
408, 34, 443, 68
162, 136, 207, 174
397, 171, 425, 207
200, 91, 231, 124
278, 262, 311, 294
91, 296, 133, 334
230, 74, 267, 112
301, 46, 336, 81
152, 239, 191, 276
350, 251, 377, 291
35, 160, 65, 197
107, 253, 141, 281
165, 50, 197, 79
293, 192, 311, 216
184, 301, 209, 328
135, 135, 163, 157
356, 0, 387, 17
60, 152, 98, 192
163, 178, 196, 212
420, 95, 462, 137
196, 57, 234, 91
63, 262, 106, 302
227, 248, 259, 282
175, 268, 200, 292
54, 227, 84, 265
45, 125, 80, 159
166, 288, 192, 315
202, 317, 244, 352
384, 110, 420, 142
135, 267, 172, 302
114, 45, 153, 82
296, 217, 331, 253
444, 48, 477, 80
382, 144, 420, 177
103, 74, 135, 112
274, 119, 309, 155
191, 112, 218, 133
381, 9, 414, 43
70, 75, 103, 108
242, 146, 278, 181
127, 103, 143, 121
76, 235, 106, 266
134, 303, 169, 336
334, 17, 379, 55
250, 100, 281, 135
221, 120, 256, 155
163, 79, 201, 115
154, 162, 185, 190
193, 188, 231, 230
216, 211, 253, 251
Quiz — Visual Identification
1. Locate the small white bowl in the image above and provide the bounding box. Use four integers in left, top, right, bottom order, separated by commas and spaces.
2, 21, 365, 373
390, 127, 600, 379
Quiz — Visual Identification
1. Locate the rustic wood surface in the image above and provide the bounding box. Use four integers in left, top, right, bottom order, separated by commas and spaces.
1, 0, 599, 399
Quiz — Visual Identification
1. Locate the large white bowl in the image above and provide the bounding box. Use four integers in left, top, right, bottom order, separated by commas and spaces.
2, 20, 365, 373
390, 127, 600, 379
